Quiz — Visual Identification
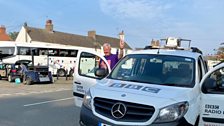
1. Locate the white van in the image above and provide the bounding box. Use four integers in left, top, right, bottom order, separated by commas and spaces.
73, 39, 224, 126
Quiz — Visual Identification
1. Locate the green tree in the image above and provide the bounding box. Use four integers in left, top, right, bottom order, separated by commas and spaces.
8, 31, 19, 41
215, 45, 224, 61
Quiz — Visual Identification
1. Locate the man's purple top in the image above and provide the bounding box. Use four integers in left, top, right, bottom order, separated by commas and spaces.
104, 54, 119, 69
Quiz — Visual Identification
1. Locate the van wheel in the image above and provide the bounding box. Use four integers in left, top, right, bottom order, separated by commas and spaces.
57, 69, 66, 77
25, 77, 32, 85
8, 75, 12, 82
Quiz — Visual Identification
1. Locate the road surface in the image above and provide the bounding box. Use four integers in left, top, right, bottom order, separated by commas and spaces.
0, 89, 80, 126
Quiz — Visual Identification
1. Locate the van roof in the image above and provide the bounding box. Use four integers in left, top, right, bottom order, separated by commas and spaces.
130, 49, 202, 60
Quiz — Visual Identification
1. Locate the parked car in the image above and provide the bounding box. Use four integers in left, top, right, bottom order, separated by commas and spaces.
0, 63, 10, 80
7, 60, 31, 82
24, 65, 53, 85
7, 60, 53, 85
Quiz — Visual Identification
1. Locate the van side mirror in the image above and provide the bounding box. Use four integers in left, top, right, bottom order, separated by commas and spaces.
202, 78, 216, 93
95, 68, 108, 78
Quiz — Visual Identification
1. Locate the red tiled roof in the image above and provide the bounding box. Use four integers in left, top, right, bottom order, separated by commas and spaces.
0, 34, 11, 41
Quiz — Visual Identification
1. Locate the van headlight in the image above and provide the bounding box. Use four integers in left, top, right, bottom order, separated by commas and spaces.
154, 101, 189, 123
83, 89, 92, 110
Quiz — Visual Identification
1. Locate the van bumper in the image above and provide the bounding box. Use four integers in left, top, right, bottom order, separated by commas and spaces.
79, 105, 193, 126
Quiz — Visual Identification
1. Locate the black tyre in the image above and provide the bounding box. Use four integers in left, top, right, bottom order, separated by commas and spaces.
25, 77, 32, 85
57, 69, 66, 77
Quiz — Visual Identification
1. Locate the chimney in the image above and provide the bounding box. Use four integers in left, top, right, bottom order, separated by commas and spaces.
0, 25, 11, 41
88, 30, 96, 40
45, 19, 53, 32
0, 25, 6, 34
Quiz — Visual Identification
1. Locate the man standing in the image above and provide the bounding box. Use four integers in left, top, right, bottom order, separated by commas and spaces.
20, 63, 28, 74
19, 63, 28, 82
101, 40, 124, 69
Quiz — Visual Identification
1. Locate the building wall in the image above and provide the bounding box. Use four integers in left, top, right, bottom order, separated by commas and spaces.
100, 47, 132, 56
15, 26, 132, 56
30, 41, 96, 51
207, 60, 220, 70
15, 26, 32, 42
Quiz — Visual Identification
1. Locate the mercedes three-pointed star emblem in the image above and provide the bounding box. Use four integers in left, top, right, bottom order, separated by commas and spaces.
111, 102, 127, 119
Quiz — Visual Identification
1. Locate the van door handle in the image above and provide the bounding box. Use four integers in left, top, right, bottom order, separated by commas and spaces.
74, 81, 81, 85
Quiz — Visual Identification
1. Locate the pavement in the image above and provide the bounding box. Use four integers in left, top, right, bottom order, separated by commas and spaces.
0, 77, 73, 98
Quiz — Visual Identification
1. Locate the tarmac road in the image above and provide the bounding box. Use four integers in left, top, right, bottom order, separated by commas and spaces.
0, 78, 81, 126
0, 90, 80, 126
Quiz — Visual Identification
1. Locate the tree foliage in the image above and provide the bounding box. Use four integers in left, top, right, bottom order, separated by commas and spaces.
8, 31, 19, 41
216, 46, 224, 60
217, 47, 224, 54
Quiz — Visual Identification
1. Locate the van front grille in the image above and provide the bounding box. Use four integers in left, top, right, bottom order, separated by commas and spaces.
94, 97, 155, 122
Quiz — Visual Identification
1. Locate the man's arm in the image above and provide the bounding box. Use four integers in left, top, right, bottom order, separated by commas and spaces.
118, 40, 124, 59
118, 49, 123, 59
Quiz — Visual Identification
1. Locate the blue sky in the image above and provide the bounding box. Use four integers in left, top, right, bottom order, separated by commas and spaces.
0, 0, 224, 55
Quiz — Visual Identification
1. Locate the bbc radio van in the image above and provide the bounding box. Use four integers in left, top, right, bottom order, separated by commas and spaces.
73, 37, 224, 126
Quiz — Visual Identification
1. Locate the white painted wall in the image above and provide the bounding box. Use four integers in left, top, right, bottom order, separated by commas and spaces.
15, 26, 32, 43
207, 60, 220, 70
100, 46, 132, 56
15, 26, 133, 57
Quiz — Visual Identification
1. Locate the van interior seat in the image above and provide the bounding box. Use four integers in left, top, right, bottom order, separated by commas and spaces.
141, 62, 163, 83
165, 64, 193, 85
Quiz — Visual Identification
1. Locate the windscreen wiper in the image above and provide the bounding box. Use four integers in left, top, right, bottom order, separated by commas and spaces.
162, 83, 177, 86
162, 83, 189, 87
125, 79, 146, 83
126, 79, 154, 84
126, 79, 143, 83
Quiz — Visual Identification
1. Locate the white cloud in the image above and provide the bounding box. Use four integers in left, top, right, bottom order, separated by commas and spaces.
99, 0, 224, 54
99, 0, 172, 20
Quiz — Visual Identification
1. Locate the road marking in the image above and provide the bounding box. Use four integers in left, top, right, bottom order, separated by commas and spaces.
0, 89, 71, 98
24, 97, 74, 107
